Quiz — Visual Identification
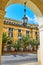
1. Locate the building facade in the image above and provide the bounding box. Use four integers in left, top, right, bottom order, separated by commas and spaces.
2, 18, 40, 53
3, 18, 40, 42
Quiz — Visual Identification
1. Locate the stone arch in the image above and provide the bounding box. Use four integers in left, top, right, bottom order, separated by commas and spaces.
0, 1, 43, 65
5, 0, 42, 17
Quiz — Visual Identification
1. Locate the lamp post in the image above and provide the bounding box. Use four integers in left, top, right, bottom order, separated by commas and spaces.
22, 2, 28, 26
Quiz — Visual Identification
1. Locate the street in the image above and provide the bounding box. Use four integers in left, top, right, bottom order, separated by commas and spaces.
1, 53, 38, 65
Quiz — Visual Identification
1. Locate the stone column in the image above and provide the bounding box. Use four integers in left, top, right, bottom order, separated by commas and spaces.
0, 10, 5, 64
38, 46, 41, 65
37, 17, 43, 65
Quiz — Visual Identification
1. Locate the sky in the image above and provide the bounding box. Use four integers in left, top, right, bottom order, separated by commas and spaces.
5, 4, 38, 24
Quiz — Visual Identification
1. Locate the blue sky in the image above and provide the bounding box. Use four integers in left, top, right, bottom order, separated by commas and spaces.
5, 4, 38, 24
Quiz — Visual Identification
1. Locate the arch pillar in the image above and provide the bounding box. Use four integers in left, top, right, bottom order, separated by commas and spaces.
0, 10, 5, 64
37, 17, 43, 65
0, 0, 9, 64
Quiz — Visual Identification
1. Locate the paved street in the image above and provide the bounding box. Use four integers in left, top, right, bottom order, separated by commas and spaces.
19, 62, 38, 65
1, 53, 38, 65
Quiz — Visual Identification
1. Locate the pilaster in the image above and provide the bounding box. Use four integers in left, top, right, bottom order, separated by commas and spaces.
0, 10, 5, 64
37, 17, 43, 65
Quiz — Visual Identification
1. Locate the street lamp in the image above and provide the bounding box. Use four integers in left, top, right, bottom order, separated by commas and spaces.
22, 2, 28, 26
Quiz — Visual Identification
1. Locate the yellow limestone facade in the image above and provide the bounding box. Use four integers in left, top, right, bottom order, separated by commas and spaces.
0, 0, 43, 65
3, 18, 39, 42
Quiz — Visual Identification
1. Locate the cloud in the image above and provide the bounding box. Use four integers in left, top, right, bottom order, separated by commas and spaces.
26, 15, 38, 24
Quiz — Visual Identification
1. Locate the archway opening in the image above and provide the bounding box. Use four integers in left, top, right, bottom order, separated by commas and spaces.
5, 4, 38, 24
1, 4, 40, 65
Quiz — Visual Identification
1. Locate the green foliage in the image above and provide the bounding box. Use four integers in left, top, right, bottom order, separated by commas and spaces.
21, 35, 30, 51
22, 35, 29, 47
2, 33, 8, 44
7, 37, 14, 44
2, 33, 40, 52
29, 38, 40, 51
13, 40, 22, 51
35, 40, 40, 46
2, 33, 13, 44
30, 39, 36, 47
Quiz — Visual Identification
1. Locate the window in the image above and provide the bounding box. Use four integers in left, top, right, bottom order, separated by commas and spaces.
35, 32, 38, 40
4, 20, 6, 23
18, 33, 22, 39
9, 22, 12, 24
8, 33, 13, 37
36, 36, 38, 40
18, 29, 21, 32
18, 33, 22, 37
35, 32, 38, 35
18, 38, 21, 41
26, 30, 30, 34
4, 20, 8, 24
9, 28, 13, 32
7, 46, 11, 52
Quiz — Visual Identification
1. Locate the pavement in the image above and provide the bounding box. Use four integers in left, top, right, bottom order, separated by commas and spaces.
1, 53, 38, 65
19, 62, 38, 65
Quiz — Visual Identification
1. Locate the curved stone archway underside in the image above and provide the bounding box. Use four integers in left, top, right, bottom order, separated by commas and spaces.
5, 0, 43, 17
0, 1, 43, 65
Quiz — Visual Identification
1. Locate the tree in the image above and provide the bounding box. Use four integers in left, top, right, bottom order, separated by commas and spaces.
2, 33, 8, 52
29, 38, 36, 51
14, 40, 22, 52
7, 37, 14, 44
2, 33, 8, 44
35, 40, 40, 51
2, 33, 14, 52
29, 38, 40, 51
21, 35, 29, 51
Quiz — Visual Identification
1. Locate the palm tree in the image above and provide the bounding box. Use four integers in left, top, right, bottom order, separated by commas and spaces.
35, 40, 40, 51
21, 35, 29, 51
2, 33, 14, 52
13, 42, 17, 51
30, 38, 36, 51
29, 38, 40, 51
14, 40, 22, 52
7, 37, 14, 44
7, 37, 14, 52
2, 33, 8, 52
2, 33, 8, 44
